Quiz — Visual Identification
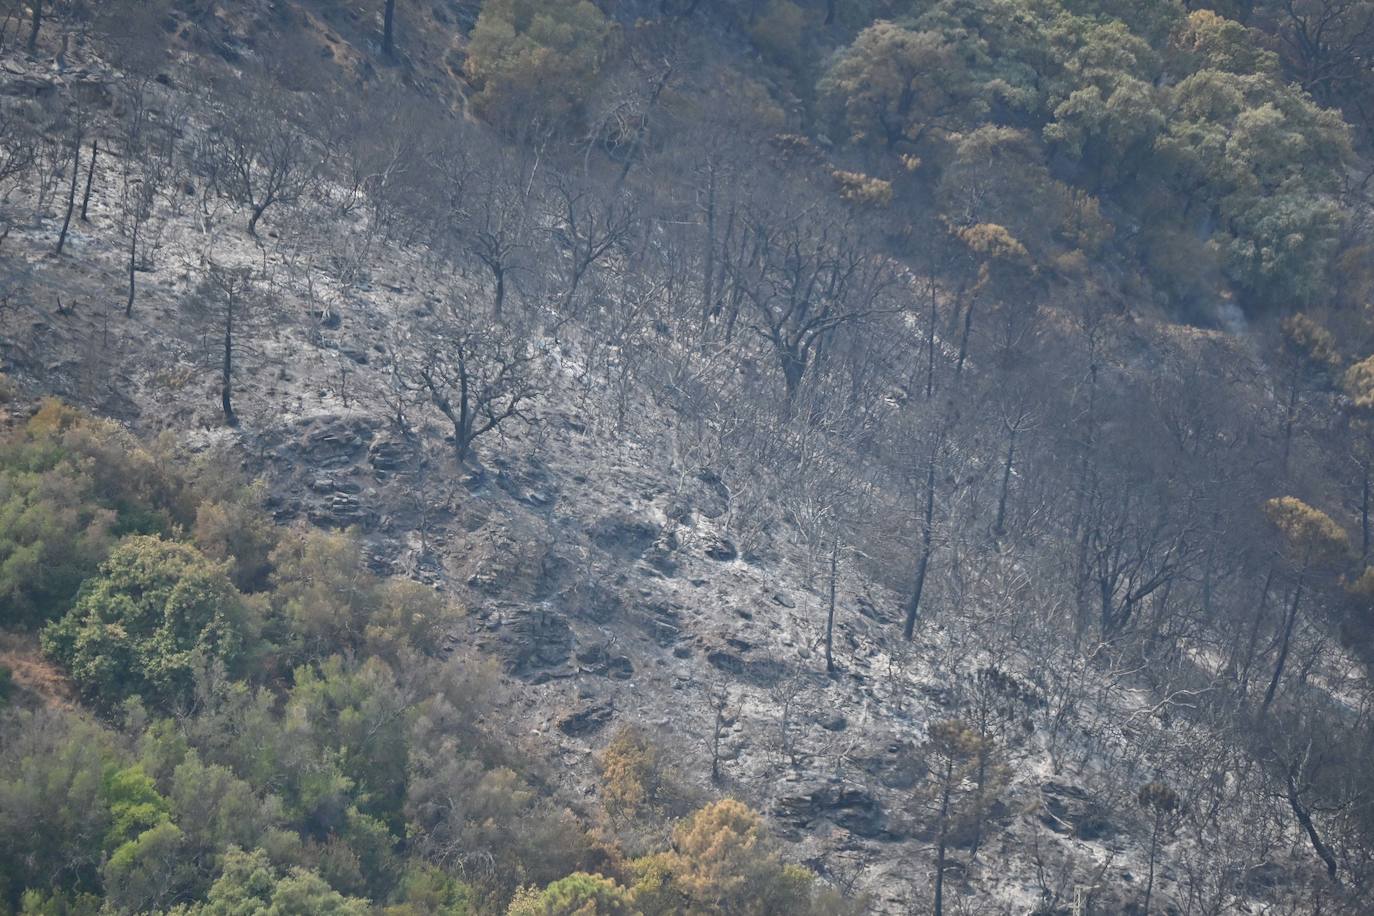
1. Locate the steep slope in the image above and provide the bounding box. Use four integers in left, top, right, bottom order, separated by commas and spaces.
1, 2, 1373, 914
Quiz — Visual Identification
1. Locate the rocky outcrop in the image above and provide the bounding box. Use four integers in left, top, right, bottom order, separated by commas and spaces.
703, 534, 738, 562
776, 782, 887, 839
1039, 781, 1116, 840
295, 414, 376, 468
576, 643, 634, 680
590, 512, 659, 557
705, 638, 786, 686
368, 436, 414, 476
558, 702, 615, 737
496, 608, 574, 679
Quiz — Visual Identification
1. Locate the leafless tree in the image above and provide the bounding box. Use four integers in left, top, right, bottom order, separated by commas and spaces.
410, 299, 541, 462
209, 89, 317, 236
546, 173, 638, 315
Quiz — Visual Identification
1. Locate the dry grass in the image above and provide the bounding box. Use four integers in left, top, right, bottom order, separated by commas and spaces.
0, 631, 76, 710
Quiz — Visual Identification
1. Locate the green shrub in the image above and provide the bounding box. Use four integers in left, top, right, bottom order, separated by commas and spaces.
466, 0, 616, 130
41, 535, 260, 713
0, 401, 199, 628
506, 872, 635, 916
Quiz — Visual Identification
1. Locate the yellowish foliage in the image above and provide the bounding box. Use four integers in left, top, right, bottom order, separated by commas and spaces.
1264, 496, 1350, 567
831, 170, 893, 207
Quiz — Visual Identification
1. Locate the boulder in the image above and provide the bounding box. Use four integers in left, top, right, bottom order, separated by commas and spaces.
1040, 781, 1116, 840
590, 513, 659, 557
704, 535, 738, 562
558, 702, 614, 737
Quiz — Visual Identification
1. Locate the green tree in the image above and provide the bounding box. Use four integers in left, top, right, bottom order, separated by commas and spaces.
41, 536, 260, 713
1155, 70, 1351, 307
818, 22, 979, 150
287, 656, 412, 832
101, 820, 191, 914
626, 799, 848, 916
194, 847, 371, 916
506, 873, 635, 916
0, 401, 194, 628
466, 0, 616, 131
1171, 10, 1278, 76
0, 710, 120, 902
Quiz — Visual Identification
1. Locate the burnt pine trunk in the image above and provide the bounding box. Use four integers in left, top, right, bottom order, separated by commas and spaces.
925, 271, 938, 398
1236, 563, 1274, 697
993, 419, 1017, 536
247, 198, 271, 237
383, 0, 397, 57
1361, 461, 1370, 561
125, 216, 140, 317
221, 288, 238, 426
1286, 760, 1339, 879
1261, 571, 1305, 716
903, 434, 940, 640
825, 537, 838, 673
1144, 813, 1162, 913
80, 138, 97, 221
954, 295, 976, 380
492, 265, 506, 319
780, 346, 806, 403
933, 757, 954, 916
27, 0, 41, 54
701, 164, 716, 334
55, 132, 80, 254
1281, 357, 1301, 477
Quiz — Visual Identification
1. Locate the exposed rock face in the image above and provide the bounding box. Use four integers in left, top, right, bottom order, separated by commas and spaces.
703, 535, 738, 562
496, 608, 575, 678
296, 414, 375, 468
368, 436, 414, 475
576, 643, 634, 680
590, 512, 659, 557
705, 639, 786, 686
558, 702, 615, 737
776, 782, 888, 839
308, 487, 377, 529
692, 469, 730, 519
1039, 780, 1117, 840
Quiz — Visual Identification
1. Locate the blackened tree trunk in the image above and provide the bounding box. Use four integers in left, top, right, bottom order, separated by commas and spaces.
124, 217, 139, 317
933, 758, 953, 916
954, 294, 976, 380
1261, 574, 1305, 716
825, 536, 838, 673
27, 0, 41, 54
1286, 760, 1339, 880
1236, 564, 1274, 697
221, 289, 238, 426
54, 132, 80, 254
1362, 461, 1370, 560
994, 418, 1018, 536
383, 0, 397, 58
80, 138, 97, 221
904, 435, 940, 640
925, 271, 938, 399
1281, 357, 1301, 478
